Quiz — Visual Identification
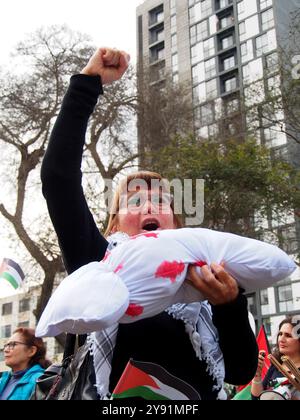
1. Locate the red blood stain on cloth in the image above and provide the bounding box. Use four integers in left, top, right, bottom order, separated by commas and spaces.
131, 232, 160, 240
114, 263, 124, 273
126, 303, 144, 317
194, 260, 207, 268
102, 251, 111, 262
155, 261, 185, 283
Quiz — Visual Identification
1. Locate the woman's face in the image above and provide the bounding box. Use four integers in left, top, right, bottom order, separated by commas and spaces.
3, 332, 36, 372
115, 186, 176, 237
278, 323, 300, 360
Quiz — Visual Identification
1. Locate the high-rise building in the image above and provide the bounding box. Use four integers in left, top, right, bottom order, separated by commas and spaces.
136, 0, 300, 340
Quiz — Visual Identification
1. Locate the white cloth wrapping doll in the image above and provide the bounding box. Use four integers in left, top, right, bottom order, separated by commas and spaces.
36, 228, 296, 337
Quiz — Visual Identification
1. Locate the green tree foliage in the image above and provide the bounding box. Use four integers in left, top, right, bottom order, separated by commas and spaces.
152, 136, 300, 260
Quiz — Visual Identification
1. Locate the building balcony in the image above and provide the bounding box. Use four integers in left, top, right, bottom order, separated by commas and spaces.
215, 0, 233, 13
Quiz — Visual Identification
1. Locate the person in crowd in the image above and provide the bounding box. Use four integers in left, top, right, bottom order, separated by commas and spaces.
40, 46, 258, 399
251, 317, 300, 399
0, 327, 50, 400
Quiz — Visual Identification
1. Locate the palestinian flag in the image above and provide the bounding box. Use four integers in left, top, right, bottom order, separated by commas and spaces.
112, 359, 201, 400
233, 324, 271, 400
0, 258, 25, 289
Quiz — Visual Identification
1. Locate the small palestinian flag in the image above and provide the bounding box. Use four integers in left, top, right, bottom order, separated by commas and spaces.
112, 359, 201, 400
0, 258, 25, 289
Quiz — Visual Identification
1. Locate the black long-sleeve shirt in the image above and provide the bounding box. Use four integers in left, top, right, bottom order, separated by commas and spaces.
41, 74, 258, 399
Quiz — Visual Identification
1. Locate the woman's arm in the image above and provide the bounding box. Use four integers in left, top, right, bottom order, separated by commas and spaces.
41, 74, 108, 273
41, 48, 130, 273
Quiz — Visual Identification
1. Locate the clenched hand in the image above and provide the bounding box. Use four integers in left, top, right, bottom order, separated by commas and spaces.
81, 47, 130, 84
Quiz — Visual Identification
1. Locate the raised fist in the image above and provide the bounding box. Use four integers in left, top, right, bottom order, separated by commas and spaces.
81, 47, 130, 85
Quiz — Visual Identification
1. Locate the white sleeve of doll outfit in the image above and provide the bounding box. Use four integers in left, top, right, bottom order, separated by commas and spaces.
36, 228, 296, 337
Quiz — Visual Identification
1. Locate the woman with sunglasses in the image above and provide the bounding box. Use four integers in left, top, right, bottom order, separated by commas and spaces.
0, 328, 50, 400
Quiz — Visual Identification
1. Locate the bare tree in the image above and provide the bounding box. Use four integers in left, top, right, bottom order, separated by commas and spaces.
0, 25, 137, 323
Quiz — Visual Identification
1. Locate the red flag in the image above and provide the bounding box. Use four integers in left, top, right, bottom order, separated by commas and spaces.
237, 324, 271, 392
256, 324, 271, 379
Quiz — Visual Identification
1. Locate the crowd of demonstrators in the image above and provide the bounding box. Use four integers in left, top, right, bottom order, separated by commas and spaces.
39, 46, 258, 400
251, 317, 300, 400
0, 328, 50, 400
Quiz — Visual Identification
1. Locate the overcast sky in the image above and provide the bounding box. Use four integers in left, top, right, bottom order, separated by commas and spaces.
0, 0, 144, 65
0, 0, 144, 295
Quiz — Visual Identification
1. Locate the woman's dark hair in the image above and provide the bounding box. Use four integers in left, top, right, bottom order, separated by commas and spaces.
14, 327, 51, 369
272, 316, 300, 363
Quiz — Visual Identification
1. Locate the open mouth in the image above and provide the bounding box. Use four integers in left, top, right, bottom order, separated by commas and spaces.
141, 219, 160, 231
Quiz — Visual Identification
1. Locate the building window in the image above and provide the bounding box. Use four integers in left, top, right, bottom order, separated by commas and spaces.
157, 47, 165, 61
223, 55, 235, 71
205, 57, 217, 78
247, 294, 257, 316
172, 53, 178, 73
221, 34, 234, 50
171, 15, 177, 33
190, 20, 209, 44
192, 63, 203, 84
203, 37, 215, 58
242, 63, 251, 83
18, 321, 30, 328
2, 302, 13, 316
189, 2, 202, 24
255, 33, 268, 56
208, 123, 218, 136
151, 63, 165, 83
260, 0, 272, 11
1, 325, 11, 338
241, 42, 247, 58
225, 98, 239, 114
149, 6, 164, 26
170, 0, 176, 15
19, 298, 30, 313
171, 34, 177, 53
191, 42, 202, 64
260, 289, 270, 315
150, 26, 164, 44
239, 21, 246, 36
266, 51, 279, 74
263, 318, 272, 336
193, 82, 206, 104
206, 78, 218, 99
224, 76, 237, 92
200, 103, 214, 125
173, 73, 179, 84
279, 225, 299, 254
263, 127, 286, 148
267, 75, 281, 96
201, 0, 213, 18
219, 15, 234, 30
237, 1, 245, 16
261, 8, 274, 31
278, 284, 293, 312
